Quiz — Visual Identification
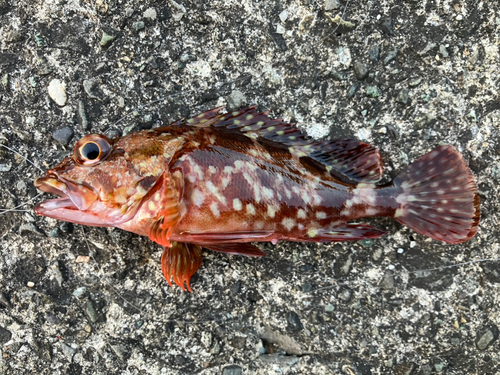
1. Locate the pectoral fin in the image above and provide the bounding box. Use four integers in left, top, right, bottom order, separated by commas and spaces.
161, 242, 203, 292
200, 242, 266, 257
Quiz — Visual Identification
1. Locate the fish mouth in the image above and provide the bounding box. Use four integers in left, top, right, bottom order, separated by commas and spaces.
34, 175, 98, 215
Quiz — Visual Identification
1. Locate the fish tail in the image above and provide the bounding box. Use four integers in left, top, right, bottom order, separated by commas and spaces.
392, 145, 480, 244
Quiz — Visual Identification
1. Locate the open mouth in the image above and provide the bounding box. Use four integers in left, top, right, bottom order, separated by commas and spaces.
34, 176, 78, 212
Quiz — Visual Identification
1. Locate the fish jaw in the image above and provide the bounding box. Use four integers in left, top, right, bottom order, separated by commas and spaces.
34, 175, 119, 226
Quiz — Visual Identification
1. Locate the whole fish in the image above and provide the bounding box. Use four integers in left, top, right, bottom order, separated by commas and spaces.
34, 107, 480, 291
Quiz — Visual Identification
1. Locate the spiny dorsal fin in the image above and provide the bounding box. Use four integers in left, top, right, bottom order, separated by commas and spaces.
180, 107, 383, 183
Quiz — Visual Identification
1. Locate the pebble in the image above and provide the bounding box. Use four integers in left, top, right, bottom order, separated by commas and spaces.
439, 45, 449, 58
347, 82, 360, 98
100, 31, 116, 47
325, 303, 335, 312
288, 311, 304, 331
476, 326, 498, 350
302, 283, 312, 293
85, 299, 98, 323
409, 77, 422, 87
223, 365, 243, 375
382, 18, 394, 35
366, 86, 380, 98
325, 0, 341, 11
279, 10, 288, 22
396, 88, 410, 104
0, 326, 12, 344
0, 162, 12, 172
47, 79, 67, 106
353, 61, 369, 80
19, 223, 43, 236
132, 21, 145, 31
381, 270, 395, 289
83, 79, 100, 100
368, 45, 380, 62
60, 342, 76, 362
72, 287, 87, 298
49, 228, 59, 238
78, 100, 89, 130
143, 7, 157, 20
384, 49, 398, 64
52, 126, 74, 146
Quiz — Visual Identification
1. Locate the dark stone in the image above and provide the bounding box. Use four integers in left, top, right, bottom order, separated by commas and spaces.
230, 281, 242, 295
347, 82, 361, 98
52, 126, 74, 146
268, 23, 287, 50
368, 45, 380, 62
229, 336, 246, 349
0, 326, 12, 344
381, 18, 395, 35
158, 7, 172, 21
384, 49, 398, 64
276, 259, 293, 274
299, 263, 314, 272
287, 311, 304, 331
396, 88, 410, 104
223, 365, 243, 375
302, 283, 313, 293
353, 61, 369, 80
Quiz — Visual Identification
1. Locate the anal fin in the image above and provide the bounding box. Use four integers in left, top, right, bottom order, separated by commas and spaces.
315, 223, 387, 242
200, 243, 266, 257
161, 242, 203, 292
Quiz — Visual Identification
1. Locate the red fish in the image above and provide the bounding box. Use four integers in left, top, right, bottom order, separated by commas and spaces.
34, 107, 480, 291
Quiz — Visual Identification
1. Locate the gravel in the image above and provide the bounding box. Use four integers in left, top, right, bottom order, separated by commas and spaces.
0, 0, 499, 374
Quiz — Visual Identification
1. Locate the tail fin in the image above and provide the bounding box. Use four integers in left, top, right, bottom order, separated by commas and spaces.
393, 145, 480, 244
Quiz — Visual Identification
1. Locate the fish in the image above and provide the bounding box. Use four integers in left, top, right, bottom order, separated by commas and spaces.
34, 106, 480, 291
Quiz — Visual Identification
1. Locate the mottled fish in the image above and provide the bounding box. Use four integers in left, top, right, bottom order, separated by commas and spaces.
34, 107, 480, 291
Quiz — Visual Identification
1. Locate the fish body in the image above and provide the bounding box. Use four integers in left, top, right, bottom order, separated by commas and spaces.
34, 107, 480, 291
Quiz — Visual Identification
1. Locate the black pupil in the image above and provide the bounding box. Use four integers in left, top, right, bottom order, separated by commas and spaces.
82, 142, 100, 160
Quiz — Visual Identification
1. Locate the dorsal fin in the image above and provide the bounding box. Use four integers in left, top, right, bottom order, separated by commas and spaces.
178, 107, 383, 183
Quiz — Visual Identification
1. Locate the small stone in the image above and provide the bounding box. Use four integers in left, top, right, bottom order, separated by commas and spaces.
384, 49, 398, 64
1, 73, 8, 87
325, 303, 335, 312
0, 162, 11, 172
83, 80, 102, 101
78, 100, 89, 130
72, 287, 87, 298
396, 88, 410, 104
325, 0, 341, 11
476, 326, 499, 350
146, 56, 158, 69
227, 90, 247, 111
223, 365, 243, 375
439, 45, 449, 58
27, 281, 35, 287
19, 223, 44, 236
47, 79, 67, 106
135, 320, 145, 329
60, 342, 75, 362
347, 82, 360, 98
339, 288, 352, 302
132, 21, 145, 31
110, 343, 129, 361
230, 281, 242, 295
368, 45, 380, 62
409, 77, 422, 87
143, 7, 157, 20
287, 311, 304, 331
75, 255, 90, 263
279, 10, 288, 22
360, 239, 373, 247
52, 126, 74, 146
49, 228, 59, 238
302, 283, 313, 293
381, 270, 395, 289
0, 326, 12, 344
276, 24, 285, 34
382, 18, 394, 35
100, 31, 116, 47
366, 85, 380, 98
84, 299, 98, 323
353, 61, 369, 80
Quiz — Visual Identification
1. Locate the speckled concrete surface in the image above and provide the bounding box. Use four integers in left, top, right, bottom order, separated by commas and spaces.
0, 0, 499, 374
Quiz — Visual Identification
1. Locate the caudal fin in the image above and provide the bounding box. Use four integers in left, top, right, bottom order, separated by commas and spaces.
393, 145, 480, 244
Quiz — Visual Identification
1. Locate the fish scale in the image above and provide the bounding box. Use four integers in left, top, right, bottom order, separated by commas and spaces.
34, 107, 480, 291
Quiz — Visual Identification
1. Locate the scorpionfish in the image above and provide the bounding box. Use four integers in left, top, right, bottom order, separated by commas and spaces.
34, 107, 480, 291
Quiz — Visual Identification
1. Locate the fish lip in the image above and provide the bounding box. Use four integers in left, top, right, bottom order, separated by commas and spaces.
34, 174, 98, 211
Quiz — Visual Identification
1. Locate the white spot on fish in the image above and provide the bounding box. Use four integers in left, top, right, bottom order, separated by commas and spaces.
316, 212, 327, 219
233, 198, 242, 211
267, 205, 278, 218
206, 181, 227, 204
262, 187, 274, 200
191, 188, 205, 207
224, 166, 234, 174
281, 218, 295, 231
210, 202, 220, 217
297, 209, 306, 219
208, 166, 216, 174
307, 228, 318, 238
246, 203, 256, 215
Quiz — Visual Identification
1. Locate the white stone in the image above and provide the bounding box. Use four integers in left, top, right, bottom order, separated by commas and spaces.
276, 24, 286, 34
279, 10, 288, 22
143, 7, 157, 20
47, 79, 67, 106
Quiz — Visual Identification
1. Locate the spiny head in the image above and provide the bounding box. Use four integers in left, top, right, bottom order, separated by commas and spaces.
34, 130, 184, 226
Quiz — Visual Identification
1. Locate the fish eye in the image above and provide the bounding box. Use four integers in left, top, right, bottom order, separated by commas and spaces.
73, 134, 112, 165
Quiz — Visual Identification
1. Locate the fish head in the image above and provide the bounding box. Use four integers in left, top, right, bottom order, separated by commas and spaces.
34, 130, 184, 227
